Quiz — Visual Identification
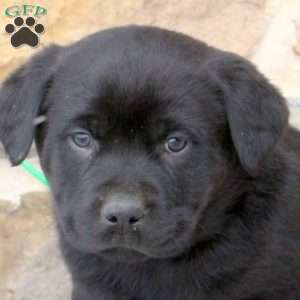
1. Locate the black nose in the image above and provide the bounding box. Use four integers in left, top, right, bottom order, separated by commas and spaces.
102, 195, 145, 226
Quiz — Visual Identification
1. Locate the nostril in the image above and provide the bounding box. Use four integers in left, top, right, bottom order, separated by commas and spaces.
129, 214, 144, 224
105, 214, 144, 225
106, 214, 118, 224
129, 216, 138, 224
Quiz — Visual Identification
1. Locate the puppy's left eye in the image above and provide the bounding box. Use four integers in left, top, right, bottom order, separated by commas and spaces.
72, 132, 91, 148
165, 136, 188, 153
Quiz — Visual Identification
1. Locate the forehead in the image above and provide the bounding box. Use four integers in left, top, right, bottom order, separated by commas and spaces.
49, 29, 220, 134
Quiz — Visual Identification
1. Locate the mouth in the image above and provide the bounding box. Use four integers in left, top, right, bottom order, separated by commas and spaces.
100, 247, 150, 263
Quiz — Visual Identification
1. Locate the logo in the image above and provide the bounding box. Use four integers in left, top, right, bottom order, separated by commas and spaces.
4, 5, 47, 48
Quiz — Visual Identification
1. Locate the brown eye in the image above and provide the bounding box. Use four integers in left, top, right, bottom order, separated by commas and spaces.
165, 136, 188, 153
72, 132, 91, 148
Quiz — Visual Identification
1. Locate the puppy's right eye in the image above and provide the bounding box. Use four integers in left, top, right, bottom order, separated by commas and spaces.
71, 132, 91, 148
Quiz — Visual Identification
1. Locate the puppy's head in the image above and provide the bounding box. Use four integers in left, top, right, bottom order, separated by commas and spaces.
0, 26, 289, 262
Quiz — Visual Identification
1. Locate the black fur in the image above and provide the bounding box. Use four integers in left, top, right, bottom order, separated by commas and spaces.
1, 26, 300, 300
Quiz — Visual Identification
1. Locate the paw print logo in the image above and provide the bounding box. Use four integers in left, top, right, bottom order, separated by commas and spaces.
5, 17, 44, 47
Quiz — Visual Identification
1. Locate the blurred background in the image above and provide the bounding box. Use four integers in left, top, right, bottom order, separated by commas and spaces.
0, 1, 299, 299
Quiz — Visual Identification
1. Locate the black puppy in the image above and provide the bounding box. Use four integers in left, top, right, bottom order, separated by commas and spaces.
1, 26, 300, 300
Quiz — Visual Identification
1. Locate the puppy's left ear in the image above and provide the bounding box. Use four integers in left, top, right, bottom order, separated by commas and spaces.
0, 45, 62, 165
210, 53, 289, 176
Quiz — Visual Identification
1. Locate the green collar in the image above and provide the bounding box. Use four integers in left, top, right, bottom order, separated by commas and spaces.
21, 160, 49, 186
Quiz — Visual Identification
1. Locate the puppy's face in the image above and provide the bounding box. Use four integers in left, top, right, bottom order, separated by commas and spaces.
0, 26, 289, 262
44, 51, 225, 261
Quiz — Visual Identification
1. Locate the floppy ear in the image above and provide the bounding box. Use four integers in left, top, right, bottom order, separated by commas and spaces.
210, 53, 289, 176
0, 45, 62, 166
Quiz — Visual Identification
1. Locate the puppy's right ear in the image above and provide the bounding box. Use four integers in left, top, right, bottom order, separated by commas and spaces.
0, 45, 62, 165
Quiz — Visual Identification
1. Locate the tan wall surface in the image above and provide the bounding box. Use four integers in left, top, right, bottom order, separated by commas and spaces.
0, 1, 299, 96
